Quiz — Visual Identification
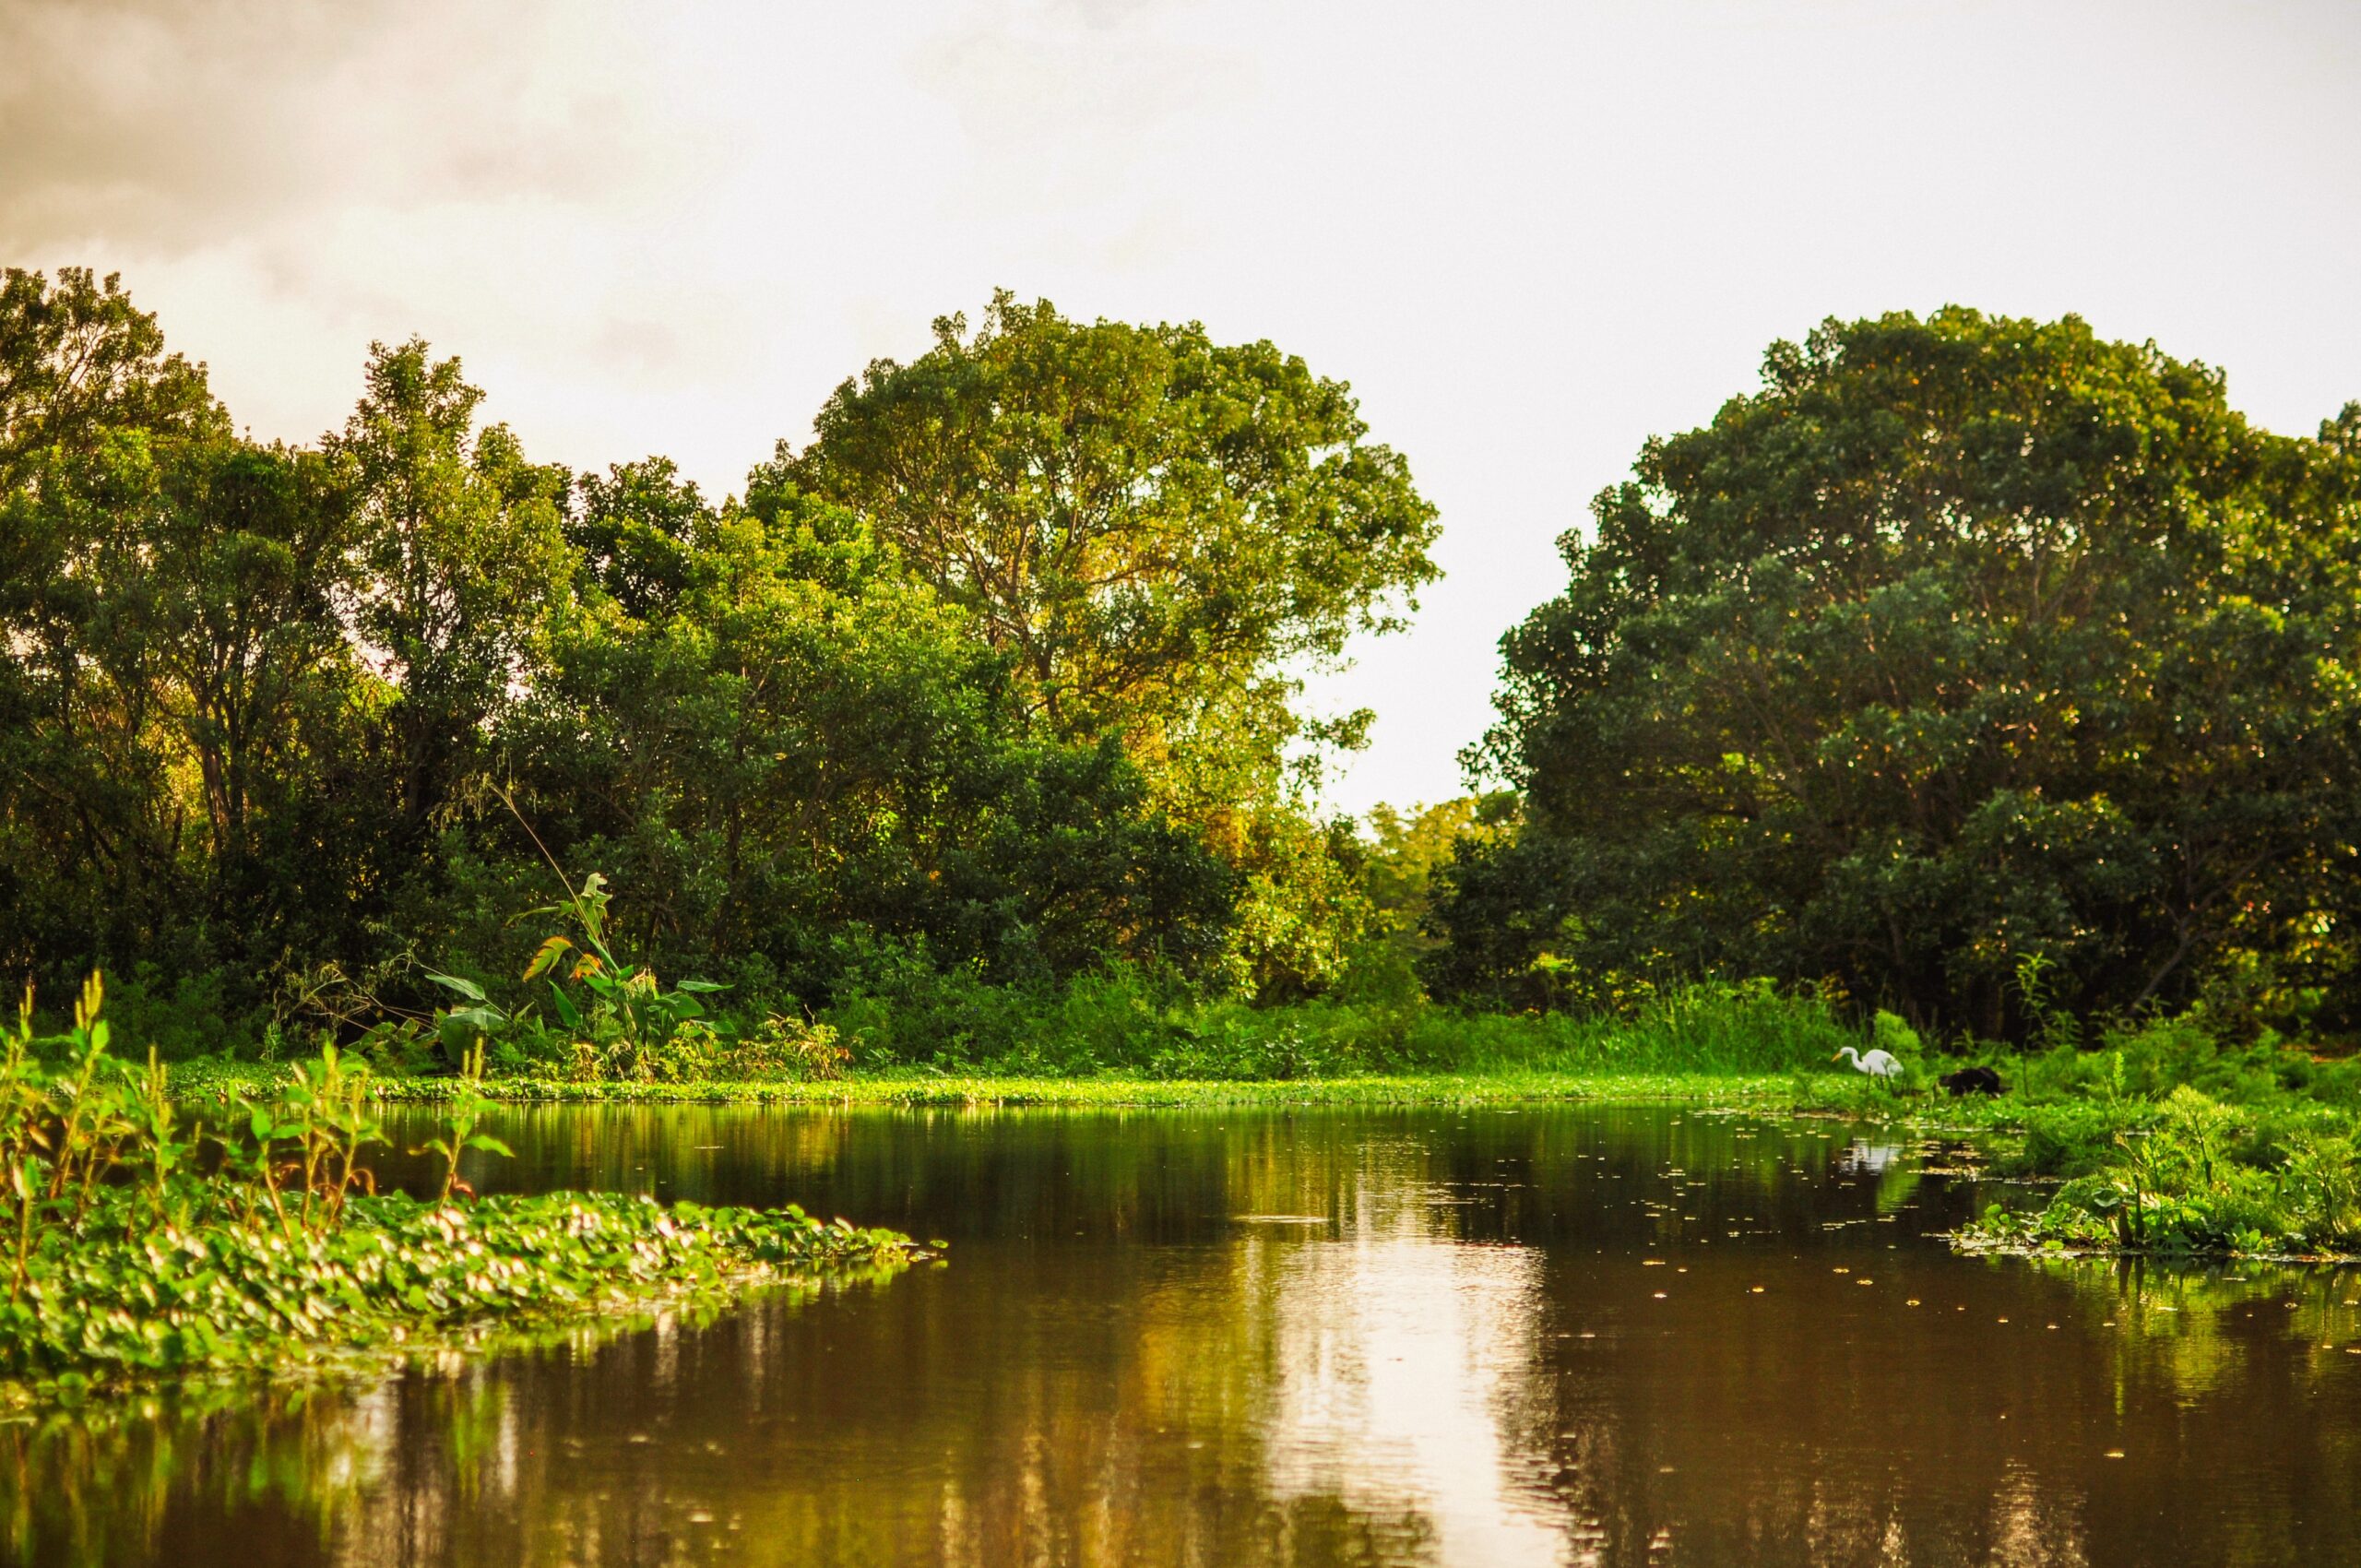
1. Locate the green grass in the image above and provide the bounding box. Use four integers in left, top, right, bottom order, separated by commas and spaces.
175, 980, 1878, 1108
155, 979, 1987, 1118
175, 1060, 1834, 1110
814, 975, 1864, 1080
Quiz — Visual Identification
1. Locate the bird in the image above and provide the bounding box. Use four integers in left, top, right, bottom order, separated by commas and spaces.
1833, 1045, 1904, 1080
1939, 1064, 2005, 1097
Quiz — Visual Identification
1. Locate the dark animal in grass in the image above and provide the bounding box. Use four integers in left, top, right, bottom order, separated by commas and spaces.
1939, 1065, 2004, 1097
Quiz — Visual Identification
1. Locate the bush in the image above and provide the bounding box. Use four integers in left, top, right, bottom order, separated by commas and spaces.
716, 1014, 849, 1080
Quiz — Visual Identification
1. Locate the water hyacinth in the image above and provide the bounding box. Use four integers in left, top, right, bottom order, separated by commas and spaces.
1960, 1086, 2361, 1261
0, 975, 915, 1406
0, 1185, 911, 1400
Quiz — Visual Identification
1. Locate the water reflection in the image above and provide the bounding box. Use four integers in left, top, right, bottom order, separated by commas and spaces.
1264, 1233, 1557, 1564
6, 1106, 2359, 1566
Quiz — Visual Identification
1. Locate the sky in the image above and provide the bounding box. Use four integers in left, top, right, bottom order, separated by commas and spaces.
4, 0, 2357, 814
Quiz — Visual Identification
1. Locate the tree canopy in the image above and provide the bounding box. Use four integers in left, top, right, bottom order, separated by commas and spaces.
1434, 309, 2361, 1038
785, 291, 1440, 744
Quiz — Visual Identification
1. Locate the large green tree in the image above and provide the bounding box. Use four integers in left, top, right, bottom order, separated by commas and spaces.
783, 293, 1436, 994
328, 340, 572, 841
1438, 309, 2361, 1037
784, 291, 1440, 742
0, 269, 232, 980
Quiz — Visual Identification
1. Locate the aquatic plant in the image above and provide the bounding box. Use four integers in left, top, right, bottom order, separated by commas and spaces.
406, 1040, 507, 1200
516, 871, 731, 1080
1964, 1087, 2361, 1259
0, 976, 914, 1405
1, 1182, 909, 1401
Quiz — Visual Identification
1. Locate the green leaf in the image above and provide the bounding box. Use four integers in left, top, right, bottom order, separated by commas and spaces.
424, 972, 489, 1004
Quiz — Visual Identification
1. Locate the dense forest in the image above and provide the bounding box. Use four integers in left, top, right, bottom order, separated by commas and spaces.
6, 270, 2360, 1064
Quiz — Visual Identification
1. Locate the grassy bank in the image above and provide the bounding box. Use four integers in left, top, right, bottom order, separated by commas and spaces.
175, 978, 1870, 1095
176, 1061, 1823, 1110
171, 980, 1877, 1111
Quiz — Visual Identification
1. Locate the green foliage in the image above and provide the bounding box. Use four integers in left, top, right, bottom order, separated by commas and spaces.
808, 965, 1854, 1082
1440, 307, 2361, 1039
405, 1041, 510, 1200
720, 1012, 849, 1080
1934, 1007, 2361, 1255
5, 1182, 908, 1401
2, 268, 1254, 1029
0, 974, 911, 1404
332, 339, 574, 839
1361, 796, 1514, 932
785, 290, 1439, 742
0, 266, 224, 486
508, 865, 730, 1081
497, 468, 1240, 1003
1969, 1085, 2361, 1258
784, 292, 1441, 996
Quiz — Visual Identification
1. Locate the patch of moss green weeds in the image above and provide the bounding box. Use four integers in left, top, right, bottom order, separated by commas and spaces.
1955, 1085, 2361, 1262
3, 1185, 913, 1409
0, 978, 915, 1409
173, 1061, 1858, 1111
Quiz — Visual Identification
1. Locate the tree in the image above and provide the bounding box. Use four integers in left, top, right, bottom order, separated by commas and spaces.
132, 443, 356, 873
782, 292, 1440, 745
0, 267, 222, 489
0, 269, 230, 982
329, 340, 571, 839
496, 472, 1239, 997
1442, 309, 2361, 1036
781, 294, 1438, 995
1362, 796, 1513, 935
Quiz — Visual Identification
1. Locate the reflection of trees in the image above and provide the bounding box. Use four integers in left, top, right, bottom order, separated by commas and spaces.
6, 1108, 2359, 1566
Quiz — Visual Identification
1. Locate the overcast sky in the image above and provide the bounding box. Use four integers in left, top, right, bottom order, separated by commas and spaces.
4, 0, 2356, 813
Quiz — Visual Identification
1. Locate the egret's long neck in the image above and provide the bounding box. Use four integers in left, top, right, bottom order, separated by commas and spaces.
1840, 1047, 1860, 1064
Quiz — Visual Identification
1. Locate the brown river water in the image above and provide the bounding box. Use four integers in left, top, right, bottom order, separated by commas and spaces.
6, 1103, 2359, 1567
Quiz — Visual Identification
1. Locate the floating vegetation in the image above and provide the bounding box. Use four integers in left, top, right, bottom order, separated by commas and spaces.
0, 977, 915, 1408
1957, 1087, 2361, 1262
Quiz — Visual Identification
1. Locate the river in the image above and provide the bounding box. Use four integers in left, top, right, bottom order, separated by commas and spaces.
8, 1103, 2359, 1566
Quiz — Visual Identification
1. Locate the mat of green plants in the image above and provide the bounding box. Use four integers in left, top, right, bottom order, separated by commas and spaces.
0, 979, 915, 1411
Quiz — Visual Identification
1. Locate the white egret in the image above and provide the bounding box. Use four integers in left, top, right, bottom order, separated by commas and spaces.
1833, 1046, 1904, 1080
